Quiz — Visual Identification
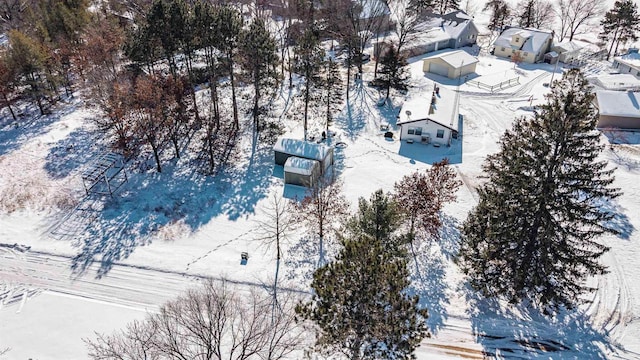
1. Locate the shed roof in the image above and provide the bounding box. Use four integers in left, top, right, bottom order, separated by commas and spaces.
596, 90, 640, 118
493, 26, 552, 54
397, 85, 459, 131
553, 41, 583, 53
273, 138, 332, 162
425, 50, 479, 68
284, 157, 319, 176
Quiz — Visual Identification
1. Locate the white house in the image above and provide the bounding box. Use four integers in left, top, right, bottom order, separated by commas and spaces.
595, 90, 640, 129
397, 85, 460, 146
613, 49, 640, 78
376, 10, 478, 58
422, 50, 479, 79
492, 26, 553, 63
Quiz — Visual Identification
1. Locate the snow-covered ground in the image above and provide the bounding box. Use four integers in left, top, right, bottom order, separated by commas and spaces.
2, 36, 640, 360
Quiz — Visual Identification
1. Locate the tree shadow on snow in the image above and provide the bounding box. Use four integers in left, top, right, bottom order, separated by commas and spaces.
333, 80, 376, 141
463, 288, 615, 359
600, 198, 635, 240
43, 127, 104, 179
409, 244, 450, 336
0, 102, 78, 156
68, 135, 276, 277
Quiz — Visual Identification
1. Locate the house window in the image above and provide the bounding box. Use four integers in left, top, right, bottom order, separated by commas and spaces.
523, 52, 528, 56
501, 47, 505, 52
514, 37, 519, 43
436, 129, 445, 138
512, 49, 515, 54
408, 127, 423, 135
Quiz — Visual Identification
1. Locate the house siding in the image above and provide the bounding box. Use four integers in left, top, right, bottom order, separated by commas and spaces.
423, 57, 477, 79
399, 119, 453, 145
613, 60, 640, 79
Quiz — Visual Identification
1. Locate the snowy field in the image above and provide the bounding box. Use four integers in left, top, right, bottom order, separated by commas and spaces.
1, 48, 639, 359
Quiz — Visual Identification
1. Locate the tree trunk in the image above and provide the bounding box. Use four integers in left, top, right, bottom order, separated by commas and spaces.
228, 49, 239, 129
2, 91, 17, 121
304, 81, 309, 141
150, 140, 162, 173
607, 26, 620, 60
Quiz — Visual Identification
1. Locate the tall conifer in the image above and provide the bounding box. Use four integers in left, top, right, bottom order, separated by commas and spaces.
458, 69, 621, 311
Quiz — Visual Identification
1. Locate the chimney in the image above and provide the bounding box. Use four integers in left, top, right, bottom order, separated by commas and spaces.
431, 92, 437, 105
428, 103, 435, 114
435, 86, 440, 95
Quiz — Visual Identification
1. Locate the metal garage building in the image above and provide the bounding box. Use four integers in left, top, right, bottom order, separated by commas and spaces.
273, 137, 334, 174
284, 157, 321, 187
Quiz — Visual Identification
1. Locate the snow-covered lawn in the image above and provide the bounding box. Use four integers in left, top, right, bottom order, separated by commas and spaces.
1, 50, 639, 360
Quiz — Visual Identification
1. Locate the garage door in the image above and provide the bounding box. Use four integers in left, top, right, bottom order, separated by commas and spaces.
429, 62, 449, 77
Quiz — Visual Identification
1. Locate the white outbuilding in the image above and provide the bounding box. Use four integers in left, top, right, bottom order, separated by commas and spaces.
422, 50, 479, 79
595, 90, 640, 129
273, 137, 334, 174
284, 157, 321, 188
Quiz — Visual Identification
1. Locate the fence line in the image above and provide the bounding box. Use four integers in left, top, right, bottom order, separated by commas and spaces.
467, 77, 520, 93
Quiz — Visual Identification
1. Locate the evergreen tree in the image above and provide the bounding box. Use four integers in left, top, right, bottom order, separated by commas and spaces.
345, 189, 401, 244
216, 6, 243, 129
0, 53, 18, 121
240, 18, 279, 131
293, 27, 324, 141
7, 29, 51, 115
375, 45, 409, 100
600, 0, 640, 60
484, 0, 510, 32
321, 57, 342, 141
458, 69, 621, 312
297, 231, 429, 360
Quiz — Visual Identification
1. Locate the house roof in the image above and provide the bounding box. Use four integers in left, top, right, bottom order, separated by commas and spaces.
614, 51, 640, 70
596, 90, 640, 118
591, 74, 640, 90
425, 50, 479, 68
273, 138, 332, 162
493, 26, 553, 54
411, 10, 476, 46
284, 157, 319, 176
397, 85, 460, 131
553, 41, 583, 53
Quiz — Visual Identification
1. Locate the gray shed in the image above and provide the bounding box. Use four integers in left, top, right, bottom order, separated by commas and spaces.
273, 137, 334, 174
284, 157, 321, 187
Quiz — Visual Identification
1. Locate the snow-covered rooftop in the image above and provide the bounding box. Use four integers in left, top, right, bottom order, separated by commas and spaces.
273, 138, 332, 162
493, 27, 553, 54
425, 50, 478, 68
590, 74, 640, 90
397, 85, 459, 131
553, 41, 583, 53
614, 51, 640, 69
596, 90, 640, 118
410, 11, 476, 46
284, 157, 319, 176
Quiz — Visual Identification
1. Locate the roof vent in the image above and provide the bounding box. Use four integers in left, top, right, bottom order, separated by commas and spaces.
405, 110, 412, 116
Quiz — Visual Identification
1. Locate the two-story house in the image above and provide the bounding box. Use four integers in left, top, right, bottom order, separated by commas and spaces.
492, 27, 554, 64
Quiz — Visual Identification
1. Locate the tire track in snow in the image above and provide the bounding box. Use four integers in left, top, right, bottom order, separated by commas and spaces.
588, 250, 633, 343
0, 246, 307, 312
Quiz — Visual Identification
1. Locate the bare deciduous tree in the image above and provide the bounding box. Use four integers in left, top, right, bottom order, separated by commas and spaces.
86, 279, 305, 360
555, 0, 605, 41
293, 179, 349, 267
255, 193, 298, 303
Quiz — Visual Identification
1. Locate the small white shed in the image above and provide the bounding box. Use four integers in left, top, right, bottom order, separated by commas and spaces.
284, 157, 321, 187
273, 137, 334, 174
